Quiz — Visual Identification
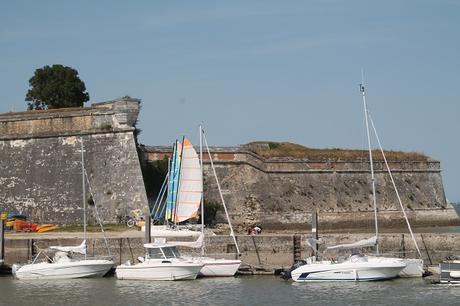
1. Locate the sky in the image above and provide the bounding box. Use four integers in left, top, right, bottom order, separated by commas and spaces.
1, 1, 459, 201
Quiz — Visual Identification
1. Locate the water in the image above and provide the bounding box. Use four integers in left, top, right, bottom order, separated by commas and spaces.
0, 276, 459, 306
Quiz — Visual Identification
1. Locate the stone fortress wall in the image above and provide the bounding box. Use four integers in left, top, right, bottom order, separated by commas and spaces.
0, 98, 456, 229
0, 97, 148, 224
144, 146, 456, 230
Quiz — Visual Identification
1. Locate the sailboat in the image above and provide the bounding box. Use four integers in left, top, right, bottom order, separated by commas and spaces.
147, 131, 241, 277
291, 80, 425, 282
142, 138, 203, 238
186, 126, 242, 277
12, 139, 114, 280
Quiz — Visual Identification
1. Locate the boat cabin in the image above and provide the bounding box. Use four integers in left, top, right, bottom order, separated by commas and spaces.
144, 244, 181, 260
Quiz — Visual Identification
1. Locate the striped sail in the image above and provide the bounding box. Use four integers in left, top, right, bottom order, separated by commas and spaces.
174, 138, 203, 223
165, 141, 182, 220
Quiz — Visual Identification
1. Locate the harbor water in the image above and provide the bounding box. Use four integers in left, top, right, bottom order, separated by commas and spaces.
0, 276, 458, 305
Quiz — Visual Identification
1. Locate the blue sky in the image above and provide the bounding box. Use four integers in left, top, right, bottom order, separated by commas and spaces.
1, 1, 459, 201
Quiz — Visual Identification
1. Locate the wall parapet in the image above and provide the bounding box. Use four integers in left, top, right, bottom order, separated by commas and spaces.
142, 145, 442, 174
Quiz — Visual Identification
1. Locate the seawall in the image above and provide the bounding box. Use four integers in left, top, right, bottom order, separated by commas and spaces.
3, 232, 459, 268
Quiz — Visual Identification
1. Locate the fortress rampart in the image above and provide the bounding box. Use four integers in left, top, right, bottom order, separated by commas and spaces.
0, 98, 148, 224
143, 146, 455, 229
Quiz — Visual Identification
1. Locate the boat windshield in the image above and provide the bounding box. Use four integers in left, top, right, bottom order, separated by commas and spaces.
146, 246, 181, 259
162, 246, 180, 258
147, 247, 164, 259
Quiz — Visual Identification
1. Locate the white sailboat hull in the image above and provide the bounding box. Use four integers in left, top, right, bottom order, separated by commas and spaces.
372, 257, 424, 277
115, 261, 203, 281
196, 258, 241, 277
12, 260, 114, 280
142, 225, 202, 238
291, 257, 406, 282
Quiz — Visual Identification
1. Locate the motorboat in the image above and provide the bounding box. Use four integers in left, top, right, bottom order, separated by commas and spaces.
291, 255, 406, 282
115, 242, 203, 281
12, 241, 114, 280
439, 260, 460, 284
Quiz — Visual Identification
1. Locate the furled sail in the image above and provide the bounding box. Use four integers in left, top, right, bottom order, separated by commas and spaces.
171, 233, 204, 248
174, 138, 203, 223
326, 236, 377, 251
165, 141, 182, 221
49, 240, 87, 255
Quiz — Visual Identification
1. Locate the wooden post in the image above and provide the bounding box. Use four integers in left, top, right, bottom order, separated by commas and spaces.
0, 219, 4, 265
144, 214, 151, 244
312, 210, 319, 260
293, 234, 301, 262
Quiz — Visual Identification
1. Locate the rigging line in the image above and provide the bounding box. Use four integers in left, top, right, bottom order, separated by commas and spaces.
150, 173, 169, 217
83, 168, 112, 257
368, 113, 423, 258
202, 129, 240, 256
152, 177, 168, 221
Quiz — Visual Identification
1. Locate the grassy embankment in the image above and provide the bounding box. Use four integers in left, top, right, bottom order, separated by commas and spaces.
246, 142, 428, 161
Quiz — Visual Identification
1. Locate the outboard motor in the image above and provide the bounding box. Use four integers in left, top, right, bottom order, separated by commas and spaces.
280, 259, 307, 280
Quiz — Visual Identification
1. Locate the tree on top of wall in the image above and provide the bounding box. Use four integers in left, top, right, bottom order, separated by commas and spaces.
26, 64, 90, 110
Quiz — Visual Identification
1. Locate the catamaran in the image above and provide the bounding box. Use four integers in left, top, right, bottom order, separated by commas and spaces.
12, 139, 114, 280
291, 79, 425, 282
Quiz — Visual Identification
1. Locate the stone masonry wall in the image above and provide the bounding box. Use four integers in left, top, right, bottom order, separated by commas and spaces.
144, 147, 452, 230
0, 98, 148, 224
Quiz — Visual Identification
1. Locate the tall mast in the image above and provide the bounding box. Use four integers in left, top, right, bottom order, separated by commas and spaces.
361, 79, 379, 255
80, 138, 87, 259
199, 125, 205, 256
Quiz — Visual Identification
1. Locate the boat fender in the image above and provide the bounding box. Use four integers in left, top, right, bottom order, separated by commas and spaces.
450, 271, 460, 279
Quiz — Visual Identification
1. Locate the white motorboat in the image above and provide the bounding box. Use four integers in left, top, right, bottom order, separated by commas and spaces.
12, 241, 113, 280
291, 255, 406, 282
116, 242, 203, 281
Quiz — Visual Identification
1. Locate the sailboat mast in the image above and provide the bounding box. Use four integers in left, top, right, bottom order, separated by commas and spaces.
80, 138, 87, 259
361, 82, 380, 255
199, 125, 205, 256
